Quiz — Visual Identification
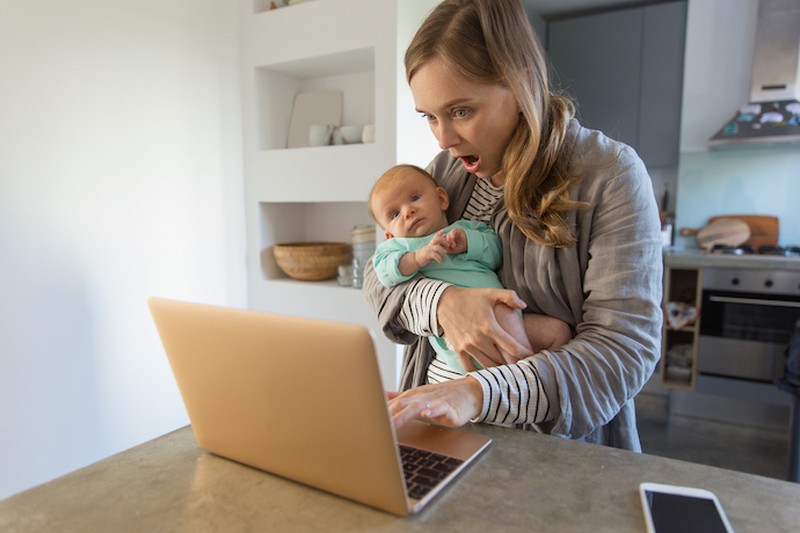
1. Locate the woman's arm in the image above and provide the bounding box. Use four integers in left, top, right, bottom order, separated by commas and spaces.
469, 143, 663, 435
390, 142, 663, 437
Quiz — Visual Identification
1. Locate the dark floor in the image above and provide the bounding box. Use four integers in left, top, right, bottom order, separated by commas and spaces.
635, 392, 792, 481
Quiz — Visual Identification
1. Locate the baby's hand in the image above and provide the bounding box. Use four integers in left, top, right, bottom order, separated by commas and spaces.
414, 238, 447, 266
441, 228, 467, 254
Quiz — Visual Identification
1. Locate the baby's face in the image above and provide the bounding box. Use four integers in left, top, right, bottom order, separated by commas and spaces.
374, 171, 449, 239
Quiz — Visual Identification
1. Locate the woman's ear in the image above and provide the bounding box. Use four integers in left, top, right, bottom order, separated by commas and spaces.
384, 230, 394, 240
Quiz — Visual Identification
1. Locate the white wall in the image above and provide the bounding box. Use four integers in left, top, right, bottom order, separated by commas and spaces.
0, 0, 246, 499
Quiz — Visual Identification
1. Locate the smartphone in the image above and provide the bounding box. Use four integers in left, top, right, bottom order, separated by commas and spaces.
639, 482, 735, 533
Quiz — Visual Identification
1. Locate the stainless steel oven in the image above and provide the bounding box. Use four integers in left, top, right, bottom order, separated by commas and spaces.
698, 268, 800, 382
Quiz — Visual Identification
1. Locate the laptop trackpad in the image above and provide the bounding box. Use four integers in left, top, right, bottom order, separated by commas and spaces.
395, 420, 492, 461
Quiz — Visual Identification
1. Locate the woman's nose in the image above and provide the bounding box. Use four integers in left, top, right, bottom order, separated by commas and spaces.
435, 122, 458, 150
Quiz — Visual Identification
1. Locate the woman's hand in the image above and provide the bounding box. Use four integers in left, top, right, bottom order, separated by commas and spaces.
437, 286, 529, 370
386, 377, 483, 429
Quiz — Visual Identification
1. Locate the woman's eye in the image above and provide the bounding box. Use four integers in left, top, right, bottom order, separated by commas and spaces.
420, 112, 436, 123
453, 108, 469, 118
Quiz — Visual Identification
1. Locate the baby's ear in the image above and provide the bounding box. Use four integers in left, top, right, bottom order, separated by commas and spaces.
384, 230, 394, 240
437, 187, 449, 210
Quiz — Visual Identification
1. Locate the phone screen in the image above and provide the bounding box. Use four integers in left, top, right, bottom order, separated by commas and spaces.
642, 490, 731, 533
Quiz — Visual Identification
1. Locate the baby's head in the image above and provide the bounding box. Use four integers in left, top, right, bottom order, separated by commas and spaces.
369, 164, 450, 239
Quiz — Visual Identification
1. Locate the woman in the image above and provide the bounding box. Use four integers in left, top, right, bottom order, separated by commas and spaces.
364, 0, 662, 451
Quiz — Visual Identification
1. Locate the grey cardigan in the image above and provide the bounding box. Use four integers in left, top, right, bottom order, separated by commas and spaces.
364, 119, 663, 451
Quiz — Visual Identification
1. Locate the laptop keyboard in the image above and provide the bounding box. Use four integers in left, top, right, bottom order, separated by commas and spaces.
399, 444, 464, 500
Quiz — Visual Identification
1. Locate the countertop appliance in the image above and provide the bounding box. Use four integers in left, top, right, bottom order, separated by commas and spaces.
709, 0, 800, 147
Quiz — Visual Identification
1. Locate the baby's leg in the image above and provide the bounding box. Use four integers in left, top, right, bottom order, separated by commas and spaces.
523, 313, 572, 352
494, 303, 534, 363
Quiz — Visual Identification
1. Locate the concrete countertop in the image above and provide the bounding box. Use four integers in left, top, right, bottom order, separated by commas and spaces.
1, 425, 798, 532
664, 247, 800, 271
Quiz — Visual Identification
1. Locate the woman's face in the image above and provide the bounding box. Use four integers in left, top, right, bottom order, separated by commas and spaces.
409, 57, 520, 183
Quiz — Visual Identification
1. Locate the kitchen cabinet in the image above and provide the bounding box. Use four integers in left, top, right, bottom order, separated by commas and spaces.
546, 1, 686, 169
240, 0, 441, 390
661, 266, 701, 390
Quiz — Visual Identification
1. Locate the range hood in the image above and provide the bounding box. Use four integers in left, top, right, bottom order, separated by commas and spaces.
709, 0, 800, 147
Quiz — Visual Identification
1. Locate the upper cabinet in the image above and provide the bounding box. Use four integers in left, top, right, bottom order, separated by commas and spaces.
546, 1, 687, 169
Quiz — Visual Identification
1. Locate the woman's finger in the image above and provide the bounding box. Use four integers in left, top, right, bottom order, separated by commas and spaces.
386, 379, 483, 429
389, 397, 427, 429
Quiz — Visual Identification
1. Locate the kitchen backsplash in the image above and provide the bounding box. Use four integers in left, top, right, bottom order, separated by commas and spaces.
674, 147, 800, 248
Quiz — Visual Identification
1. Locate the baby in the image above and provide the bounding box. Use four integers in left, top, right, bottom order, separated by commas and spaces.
368, 164, 570, 374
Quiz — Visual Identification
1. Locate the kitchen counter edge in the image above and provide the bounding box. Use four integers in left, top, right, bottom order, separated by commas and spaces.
664, 248, 800, 271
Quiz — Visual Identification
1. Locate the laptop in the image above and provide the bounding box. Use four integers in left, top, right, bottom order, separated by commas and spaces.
148, 297, 492, 516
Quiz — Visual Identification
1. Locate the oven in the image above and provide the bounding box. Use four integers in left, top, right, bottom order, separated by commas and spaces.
698, 268, 800, 383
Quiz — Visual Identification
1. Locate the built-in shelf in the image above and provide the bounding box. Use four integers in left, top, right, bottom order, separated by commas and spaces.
259, 202, 377, 281
252, 0, 272, 14
253, 0, 318, 15
241, 0, 442, 390
248, 144, 386, 203
255, 47, 375, 151
661, 267, 702, 389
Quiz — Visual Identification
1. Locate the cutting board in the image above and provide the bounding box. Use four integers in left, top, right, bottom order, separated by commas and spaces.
708, 215, 779, 249
682, 218, 751, 250
286, 90, 342, 148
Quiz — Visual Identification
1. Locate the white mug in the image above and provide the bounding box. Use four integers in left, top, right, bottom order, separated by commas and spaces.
331, 126, 345, 145
340, 125, 363, 144
309, 124, 333, 146
361, 124, 375, 143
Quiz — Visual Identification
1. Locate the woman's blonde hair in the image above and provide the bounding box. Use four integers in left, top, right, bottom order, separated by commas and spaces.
405, 0, 586, 247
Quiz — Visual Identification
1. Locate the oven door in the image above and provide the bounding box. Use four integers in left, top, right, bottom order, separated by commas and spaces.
698, 289, 800, 382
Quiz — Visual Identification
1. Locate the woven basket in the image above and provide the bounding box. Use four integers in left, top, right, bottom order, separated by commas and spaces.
272, 242, 352, 281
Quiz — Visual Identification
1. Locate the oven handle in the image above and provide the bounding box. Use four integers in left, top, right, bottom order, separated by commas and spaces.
708, 295, 800, 309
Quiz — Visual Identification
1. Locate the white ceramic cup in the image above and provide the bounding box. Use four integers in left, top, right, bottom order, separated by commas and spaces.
308, 124, 333, 146
340, 125, 363, 144
361, 124, 375, 143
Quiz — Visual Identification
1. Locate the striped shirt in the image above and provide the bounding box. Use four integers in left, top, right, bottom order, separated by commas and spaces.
398, 176, 550, 428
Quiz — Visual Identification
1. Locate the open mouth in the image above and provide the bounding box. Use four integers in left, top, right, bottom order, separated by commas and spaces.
458, 155, 480, 174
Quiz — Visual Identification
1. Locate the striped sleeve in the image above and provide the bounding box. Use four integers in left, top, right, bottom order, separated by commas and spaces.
397, 278, 451, 337
426, 356, 464, 384
468, 359, 550, 427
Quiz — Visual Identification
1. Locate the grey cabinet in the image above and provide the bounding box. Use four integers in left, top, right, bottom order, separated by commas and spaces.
547, 1, 686, 168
